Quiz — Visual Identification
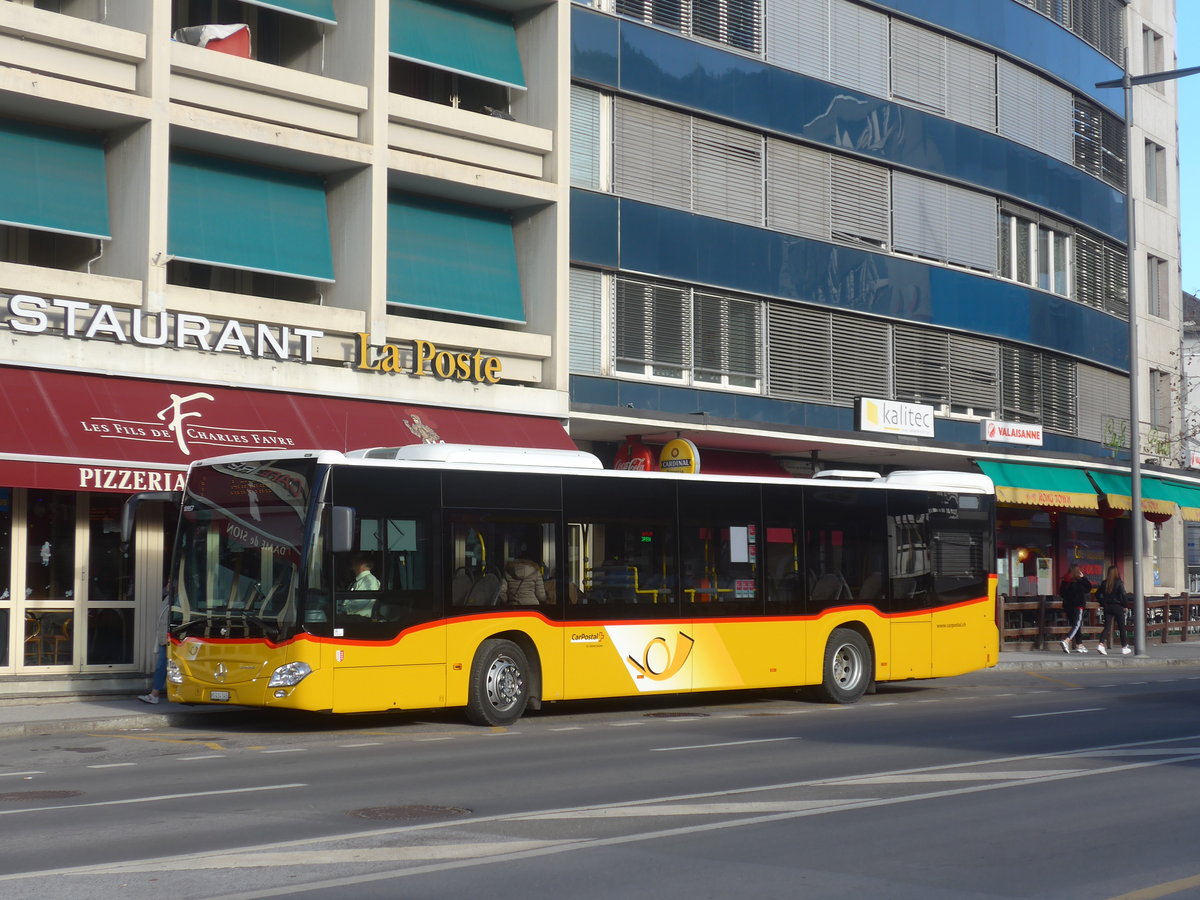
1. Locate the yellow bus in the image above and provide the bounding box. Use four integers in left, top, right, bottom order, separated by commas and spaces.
162, 444, 997, 725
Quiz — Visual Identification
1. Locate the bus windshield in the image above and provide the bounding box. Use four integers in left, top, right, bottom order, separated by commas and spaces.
172, 458, 317, 639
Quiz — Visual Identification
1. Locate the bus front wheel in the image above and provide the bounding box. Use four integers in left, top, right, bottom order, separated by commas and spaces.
466, 639, 530, 726
811, 628, 871, 704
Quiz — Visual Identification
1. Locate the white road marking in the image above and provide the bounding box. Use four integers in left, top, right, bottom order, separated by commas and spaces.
0, 772, 44, 778
339, 742, 382, 748
86, 763, 136, 769
548, 726, 583, 731
260, 748, 306, 754
816, 770, 1080, 785
651, 738, 800, 752
610, 721, 645, 727
1013, 707, 1104, 719
177, 754, 227, 760
414, 737, 454, 742
0, 783, 306, 816
527, 800, 862, 818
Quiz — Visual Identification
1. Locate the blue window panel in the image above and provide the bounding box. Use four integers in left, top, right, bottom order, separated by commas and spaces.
571, 8, 1126, 243
572, 6, 620, 87
868, 0, 1123, 114
0, 118, 109, 240
570, 190, 620, 267
390, 0, 525, 89
168, 152, 333, 281
387, 193, 524, 323
609, 199, 1128, 371
244, 0, 336, 24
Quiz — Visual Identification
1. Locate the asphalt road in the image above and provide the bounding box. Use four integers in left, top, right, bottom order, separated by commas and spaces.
2, 665, 1200, 900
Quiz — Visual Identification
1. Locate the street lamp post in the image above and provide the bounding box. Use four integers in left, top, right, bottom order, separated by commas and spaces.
1097, 56, 1200, 656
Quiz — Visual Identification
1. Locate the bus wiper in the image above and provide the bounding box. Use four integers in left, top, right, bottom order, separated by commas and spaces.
170, 619, 206, 638
242, 613, 280, 642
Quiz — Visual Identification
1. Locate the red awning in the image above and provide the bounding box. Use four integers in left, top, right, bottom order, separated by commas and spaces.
0, 367, 575, 492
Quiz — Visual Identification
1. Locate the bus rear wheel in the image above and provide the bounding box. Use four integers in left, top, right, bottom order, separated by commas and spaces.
466, 639, 530, 726
811, 628, 871, 704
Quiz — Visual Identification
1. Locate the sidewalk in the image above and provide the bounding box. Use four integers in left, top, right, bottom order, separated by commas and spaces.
2, 642, 1200, 739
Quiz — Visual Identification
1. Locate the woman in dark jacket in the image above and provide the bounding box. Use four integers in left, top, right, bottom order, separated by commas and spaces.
1094, 565, 1132, 655
1059, 564, 1093, 653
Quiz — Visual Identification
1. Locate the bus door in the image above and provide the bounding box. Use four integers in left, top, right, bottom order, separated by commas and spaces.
562, 477, 688, 699
928, 493, 994, 673
325, 470, 445, 712
887, 495, 933, 679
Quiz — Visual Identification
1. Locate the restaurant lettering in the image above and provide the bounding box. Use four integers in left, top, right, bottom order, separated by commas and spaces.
5, 294, 323, 362
354, 334, 501, 383
78, 467, 186, 491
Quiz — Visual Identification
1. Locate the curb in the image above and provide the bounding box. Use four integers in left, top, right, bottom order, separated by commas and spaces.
993, 656, 1200, 671
0, 708, 261, 740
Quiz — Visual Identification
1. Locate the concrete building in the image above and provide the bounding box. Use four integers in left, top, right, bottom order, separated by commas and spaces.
0, 0, 1190, 689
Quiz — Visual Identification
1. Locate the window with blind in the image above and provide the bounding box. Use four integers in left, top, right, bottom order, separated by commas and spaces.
1147, 254, 1168, 320
997, 59, 1074, 164
692, 120, 764, 226
1001, 345, 1043, 424
614, 0, 762, 53
945, 39, 997, 133
1074, 230, 1128, 318
829, 0, 888, 98
1145, 140, 1167, 206
767, 303, 833, 403
570, 267, 605, 374
765, 139, 830, 239
892, 172, 996, 272
571, 85, 603, 191
894, 326, 950, 407
765, 0, 829, 80
612, 98, 692, 210
890, 18, 947, 114
693, 292, 762, 388
948, 334, 1000, 417
1019, 0, 1124, 64
830, 156, 889, 249
1074, 97, 1126, 190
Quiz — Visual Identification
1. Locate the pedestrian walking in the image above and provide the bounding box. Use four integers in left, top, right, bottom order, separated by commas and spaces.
1094, 565, 1132, 655
1058, 564, 1093, 653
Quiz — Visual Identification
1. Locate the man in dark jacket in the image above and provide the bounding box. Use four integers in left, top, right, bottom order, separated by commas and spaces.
1058, 564, 1093, 653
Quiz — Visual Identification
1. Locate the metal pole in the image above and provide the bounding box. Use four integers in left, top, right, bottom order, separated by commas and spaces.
1121, 53, 1146, 656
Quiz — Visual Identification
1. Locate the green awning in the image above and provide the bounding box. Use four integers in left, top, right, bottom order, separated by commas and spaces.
1143, 476, 1200, 522
974, 461, 1099, 510
1085, 470, 1176, 518
0, 117, 110, 240
387, 193, 524, 323
168, 152, 334, 282
389, 0, 526, 90
243, 0, 336, 24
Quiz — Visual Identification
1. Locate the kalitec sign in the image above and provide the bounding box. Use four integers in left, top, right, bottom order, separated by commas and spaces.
982, 419, 1044, 446
5, 294, 322, 361
856, 397, 935, 438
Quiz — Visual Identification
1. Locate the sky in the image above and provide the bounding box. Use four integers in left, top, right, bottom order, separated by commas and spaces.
1178, 3, 1199, 295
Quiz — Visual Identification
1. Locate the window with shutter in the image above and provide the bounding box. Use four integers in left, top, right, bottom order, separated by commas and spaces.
948, 335, 999, 416
894, 325, 949, 406
765, 139, 830, 238
892, 172, 948, 263
694, 292, 762, 388
613, 98, 691, 210
1076, 364, 1128, 444
1150, 369, 1172, 430
1001, 345, 1042, 423
1147, 254, 1168, 319
1101, 238, 1129, 318
831, 315, 890, 406
945, 39, 996, 133
765, 0, 828, 79
945, 183, 997, 273
614, 277, 690, 380
570, 268, 605, 375
830, 156, 889, 248
1036, 77, 1075, 164
829, 0, 888, 98
570, 85, 603, 191
692, 119, 764, 226
1145, 140, 1167, 205
890, 19, 947, 114
1040, 354, 1077, 434
997, 60, 1040, 151
767, 302, 833, 403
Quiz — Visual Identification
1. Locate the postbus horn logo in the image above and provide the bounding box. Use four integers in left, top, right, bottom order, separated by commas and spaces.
626, 631, 695, 681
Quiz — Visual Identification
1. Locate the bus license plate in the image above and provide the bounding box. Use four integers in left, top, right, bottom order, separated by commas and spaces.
210, 690, 230, 702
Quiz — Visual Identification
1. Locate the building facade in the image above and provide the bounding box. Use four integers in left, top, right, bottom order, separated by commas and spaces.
0, 0, 1189, 691
0, 0, 573, 691
566, 0, 1190, 613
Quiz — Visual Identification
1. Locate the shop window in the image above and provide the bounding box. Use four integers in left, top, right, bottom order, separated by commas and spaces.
389, 59, 510, 117
167, 260, 322, 303
171, 0, 327, 71
0, 225, 100, 272
86, 495, 134, 665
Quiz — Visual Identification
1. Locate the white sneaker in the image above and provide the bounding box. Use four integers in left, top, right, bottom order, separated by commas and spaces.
137, 693, 159, 705
1121, 646, 1133, 655
1075, 646, 1088, 653
1097, 643, 1107, 655
1059, 640, 1070, 654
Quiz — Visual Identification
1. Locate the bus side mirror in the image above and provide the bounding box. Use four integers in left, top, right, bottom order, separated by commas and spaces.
331, 506, 355, 554
121, 491, 182, 546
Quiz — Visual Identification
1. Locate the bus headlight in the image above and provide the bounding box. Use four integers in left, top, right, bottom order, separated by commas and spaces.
167, 658, 183, 684
268, 662, 312, 687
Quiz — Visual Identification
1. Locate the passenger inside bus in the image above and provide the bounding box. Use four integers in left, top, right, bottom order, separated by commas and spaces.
499, 558, 547, 606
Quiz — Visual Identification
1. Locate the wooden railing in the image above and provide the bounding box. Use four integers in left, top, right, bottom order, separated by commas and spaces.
1001, 593, 1200, 650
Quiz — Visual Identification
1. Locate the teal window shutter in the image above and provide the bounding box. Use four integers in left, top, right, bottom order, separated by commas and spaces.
243, 0, 337, 24
387, 193, 524, 323
168, 152, 334, 282
0, 117, 110, 239
389, 0, 526, 90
